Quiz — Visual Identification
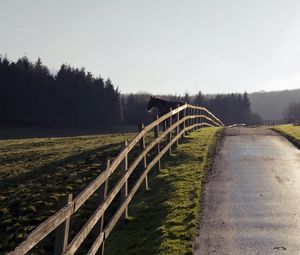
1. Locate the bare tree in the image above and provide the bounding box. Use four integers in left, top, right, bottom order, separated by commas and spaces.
284, 102, 300, 125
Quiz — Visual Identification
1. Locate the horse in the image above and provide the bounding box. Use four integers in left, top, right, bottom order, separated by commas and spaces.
146, 96, 185, 116
147, 96, 186, 131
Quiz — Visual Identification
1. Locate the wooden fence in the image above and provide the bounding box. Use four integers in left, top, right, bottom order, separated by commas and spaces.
261, 119, 292, 126
8, 104, 223, 255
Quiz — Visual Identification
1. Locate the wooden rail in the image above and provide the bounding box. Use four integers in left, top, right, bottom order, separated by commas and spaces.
8, 104, 223, 255
260, 119, 292, 126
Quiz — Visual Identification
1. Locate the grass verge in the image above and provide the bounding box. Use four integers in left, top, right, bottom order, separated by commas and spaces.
104, 127, 223, 255
272, 125, 300, 149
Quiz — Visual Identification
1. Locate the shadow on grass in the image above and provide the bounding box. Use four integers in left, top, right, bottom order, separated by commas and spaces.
104, 135, 201, 255
0, 142, 123, 253
0, 142, 122, 191
104, 163, 174, 255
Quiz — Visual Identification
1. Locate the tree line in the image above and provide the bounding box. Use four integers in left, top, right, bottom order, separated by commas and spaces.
285, 102, 300, 124
122, 92, 262, 126
0, 55, 262, 127
0, 56, 122, 127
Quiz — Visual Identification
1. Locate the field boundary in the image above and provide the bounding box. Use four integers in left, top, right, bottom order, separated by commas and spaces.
272, 127, 300, 149
8, 104, 223, 255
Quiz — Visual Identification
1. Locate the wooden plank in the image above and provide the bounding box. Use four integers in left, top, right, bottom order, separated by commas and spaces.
154, 115, 161, 171
87, 233, 104, 255
200, 106, 224, 126
100, 161, 110, 231
73, 168, 110, 212
54, 194, 73, 255
72, 110, 193, 211
74, 105, 187, 211
73, 104, 186, 209
104, 124, 190, 238
168, 108, 172, 155
120, 140, 128, 220
92, 160, 110, 255
176, 104, 180, 146
63, 205, 106, 254
8, 202, 74, 255
10, 114, 218, 255
139, 123, 148, 190
177, 103, 223, 126
192, 109, 195, 128
9, 104, 222, 255
63, 118, 188, 254
183, 107, 187, 135
197, 114, 221, 127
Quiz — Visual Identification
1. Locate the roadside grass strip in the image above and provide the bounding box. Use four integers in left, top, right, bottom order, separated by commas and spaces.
105, 127, 222, 255
272, 125, 300, 149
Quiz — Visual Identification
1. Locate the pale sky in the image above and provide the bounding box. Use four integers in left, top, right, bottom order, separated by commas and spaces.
1, 0, 300, 95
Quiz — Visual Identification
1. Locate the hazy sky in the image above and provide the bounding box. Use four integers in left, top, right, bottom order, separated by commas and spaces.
1, 0, 300, 95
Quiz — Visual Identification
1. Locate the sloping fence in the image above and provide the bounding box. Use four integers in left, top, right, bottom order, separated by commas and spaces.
261, 119, 291, 126
8, 104, 223, 255
260, 119, 300, 126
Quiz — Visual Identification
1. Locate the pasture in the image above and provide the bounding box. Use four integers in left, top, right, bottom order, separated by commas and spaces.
0, 126, 221, 254
0, 133, 135, 253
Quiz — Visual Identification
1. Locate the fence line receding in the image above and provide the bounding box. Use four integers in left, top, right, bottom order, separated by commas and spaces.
8, 103, 224, 255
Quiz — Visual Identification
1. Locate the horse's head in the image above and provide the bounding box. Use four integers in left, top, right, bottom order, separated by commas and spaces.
146, 96, 155, 112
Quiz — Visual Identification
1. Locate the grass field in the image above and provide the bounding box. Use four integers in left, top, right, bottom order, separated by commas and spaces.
272, 125, 300, 149
0, 133, 135, 253
0, 127, 222, 254
104, 127, 222, 255
0, 125, 138, 140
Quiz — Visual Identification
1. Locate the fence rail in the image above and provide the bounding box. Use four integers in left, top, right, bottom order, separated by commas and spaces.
261, 119, 293, 126
8, 104, 223, 255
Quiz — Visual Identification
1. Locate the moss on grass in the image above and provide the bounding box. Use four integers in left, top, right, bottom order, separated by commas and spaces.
104, 127, 223, 255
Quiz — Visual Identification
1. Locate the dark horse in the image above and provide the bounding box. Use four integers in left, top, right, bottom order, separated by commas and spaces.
146, 96, 185, 116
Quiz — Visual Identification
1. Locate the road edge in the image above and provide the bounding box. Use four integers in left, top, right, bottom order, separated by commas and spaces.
192, 127, 225, 252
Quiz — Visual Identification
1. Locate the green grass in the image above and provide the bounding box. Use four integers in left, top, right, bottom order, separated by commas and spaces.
104, 127, 223, 255
0, 133, 136, 253
272, 125, 300, 149
0, 127, 222, 254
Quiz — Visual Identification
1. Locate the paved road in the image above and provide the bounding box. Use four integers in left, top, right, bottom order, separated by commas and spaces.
194, 128, 300, 255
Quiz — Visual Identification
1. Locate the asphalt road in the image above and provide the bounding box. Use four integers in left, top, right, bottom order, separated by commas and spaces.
194, 127, 300, 255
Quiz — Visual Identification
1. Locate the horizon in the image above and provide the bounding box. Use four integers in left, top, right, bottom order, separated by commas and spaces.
3, 53, 300, 96
2, 1, 300, 94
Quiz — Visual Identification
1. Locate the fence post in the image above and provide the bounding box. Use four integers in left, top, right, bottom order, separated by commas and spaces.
121, 140, 128, 220
188, 108, 193, 134
190, 108, 193, 131
154, 115, 161, 171
196, 108, 199, 129
139, 123, 149, 190
54, 193, 73, 255
176, 105, 180, 146
183, 106, 187, 136
192, 109, 197, 131
168, 108, 173, 155
91, 160, 110, 255
199, 109, 202, 128
188, 107, 191, 132
191, 108, 193, 129
163, 121, 167, 132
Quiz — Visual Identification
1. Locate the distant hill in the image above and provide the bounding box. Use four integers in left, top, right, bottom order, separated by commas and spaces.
248, 89, 300, 120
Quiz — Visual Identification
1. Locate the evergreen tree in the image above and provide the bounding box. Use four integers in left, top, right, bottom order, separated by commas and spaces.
0, 56, 122, 127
